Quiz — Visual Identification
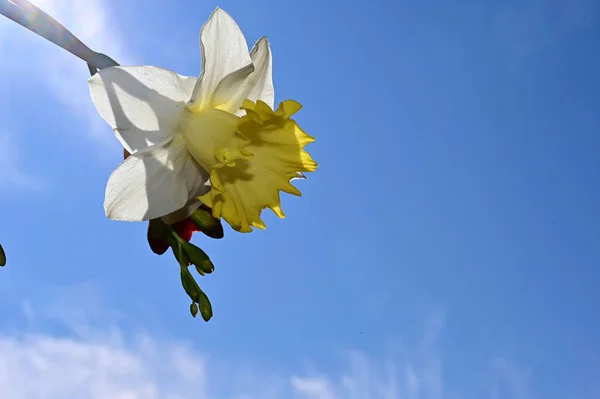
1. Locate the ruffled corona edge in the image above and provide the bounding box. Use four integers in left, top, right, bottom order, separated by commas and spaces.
199, 99, 318, 232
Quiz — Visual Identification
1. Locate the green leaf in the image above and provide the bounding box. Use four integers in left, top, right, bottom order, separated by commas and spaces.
198, 289, 213, 322
189, 206, 224, 239
190, 302, 199, 318
0, 244, 5, 267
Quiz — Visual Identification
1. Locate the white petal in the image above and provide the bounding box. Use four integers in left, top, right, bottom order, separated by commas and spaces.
190, 8, 252, 109
236, 37, 275, 115
89, 66, 197, 154
247, 37, 275, 107
210, 63, 255, 108
104, 136, 210, 222
212, 37, 274, 115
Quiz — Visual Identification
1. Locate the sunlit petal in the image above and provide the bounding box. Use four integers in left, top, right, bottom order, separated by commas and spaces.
89, 66, 196, 154
215, 36, 274, 115
104, 136, 209, 222
189, 8, 252, 110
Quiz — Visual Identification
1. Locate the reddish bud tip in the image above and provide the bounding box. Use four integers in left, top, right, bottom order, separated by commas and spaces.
173, 218, 200, 242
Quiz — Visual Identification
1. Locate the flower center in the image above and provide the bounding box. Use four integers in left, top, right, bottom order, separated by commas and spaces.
178, 105, 241, 173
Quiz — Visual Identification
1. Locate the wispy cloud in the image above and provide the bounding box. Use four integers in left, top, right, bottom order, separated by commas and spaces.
0, 323, 447, 399
0, 289, 544, 399
291, 350, 432, 399
491, 358, 535, 399
32, 0, 133, 147
0, 298, 452, 399
0, 0, 133, 151
0, 131, 46, 190
492, 0, 596, 63
0, 330, 208, 399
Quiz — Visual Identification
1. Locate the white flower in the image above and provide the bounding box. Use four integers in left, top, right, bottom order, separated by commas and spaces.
89, 8, 316, 233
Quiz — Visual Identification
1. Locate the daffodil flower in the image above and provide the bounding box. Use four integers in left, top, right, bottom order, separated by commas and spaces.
88, 7, 317, 233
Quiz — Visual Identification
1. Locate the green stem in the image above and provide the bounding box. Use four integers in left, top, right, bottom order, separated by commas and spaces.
0, 0, 119, 69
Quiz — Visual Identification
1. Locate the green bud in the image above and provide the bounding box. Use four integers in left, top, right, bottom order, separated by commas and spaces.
182, 242, 214, 274
0, 244, 5, 267
165, 224, 214, 274
198, 289, 213, 322
147, 218, 168, 255
178, 245, 201, 302
190, 302, 199, 318
189, 205, 224, 239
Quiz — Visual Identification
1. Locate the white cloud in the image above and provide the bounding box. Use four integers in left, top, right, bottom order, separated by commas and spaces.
292, 376, 337, 399
0, 294, 541, 399
291, 352, 423, 399
0, 301, 452, 399
0, 331, 208, 399
0, 329, 455, 399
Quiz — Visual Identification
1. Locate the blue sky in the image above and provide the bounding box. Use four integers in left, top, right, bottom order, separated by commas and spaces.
0, 0, 599, 397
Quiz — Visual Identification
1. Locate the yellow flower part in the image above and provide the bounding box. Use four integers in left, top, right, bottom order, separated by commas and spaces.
184, 99, 317, 233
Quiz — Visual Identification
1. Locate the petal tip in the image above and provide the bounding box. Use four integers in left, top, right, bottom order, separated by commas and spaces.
208, 7, 235, 23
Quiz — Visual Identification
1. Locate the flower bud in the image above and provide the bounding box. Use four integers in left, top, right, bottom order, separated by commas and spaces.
198, 290, 213, 322
166, 225, 214, 274
181, 241, 214, 274
147, 219, 169, 255
190, 302, 199, 318
179, 257, 201, 303
189, 204, 224, 239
